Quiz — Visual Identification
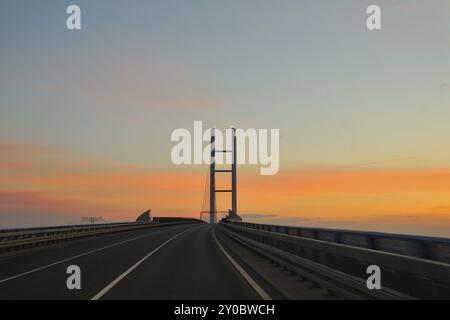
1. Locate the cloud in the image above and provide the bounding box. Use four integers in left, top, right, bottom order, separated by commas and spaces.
428, 206, 450, 213
240, 213, 278, 220
342, 157, 418, 168
26, 54, 224, 111
0, 142, 207, 225
0, 142, 63, 171
0, 142, 59, 157
239, 166, 450, 197
440, 83, 450, 93
0, 190, 44, 206
2, 141, 450, 236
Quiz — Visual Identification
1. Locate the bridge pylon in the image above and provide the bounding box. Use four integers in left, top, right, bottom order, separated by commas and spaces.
203, 126, 242, 224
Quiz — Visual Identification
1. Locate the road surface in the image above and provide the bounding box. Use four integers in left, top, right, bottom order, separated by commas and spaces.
0, 224, 260, 300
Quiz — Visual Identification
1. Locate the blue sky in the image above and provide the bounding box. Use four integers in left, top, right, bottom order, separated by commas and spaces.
1, 0, 449, 167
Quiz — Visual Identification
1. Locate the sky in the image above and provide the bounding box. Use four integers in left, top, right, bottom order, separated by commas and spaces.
1, 1, 450, 237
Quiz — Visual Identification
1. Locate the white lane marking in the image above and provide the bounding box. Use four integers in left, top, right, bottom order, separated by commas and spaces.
212, 227, 272, 300
91, 229, 189, 300
0, 226, 192, 284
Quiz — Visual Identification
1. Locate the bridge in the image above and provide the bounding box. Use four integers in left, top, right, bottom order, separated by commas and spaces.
0, 127, 449, 300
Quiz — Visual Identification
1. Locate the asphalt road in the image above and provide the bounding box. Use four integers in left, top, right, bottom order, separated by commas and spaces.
0, 224, 259, 300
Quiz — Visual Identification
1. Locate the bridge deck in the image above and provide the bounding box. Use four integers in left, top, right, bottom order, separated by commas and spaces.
0, 224, 257, 300
1, 222, 449, 299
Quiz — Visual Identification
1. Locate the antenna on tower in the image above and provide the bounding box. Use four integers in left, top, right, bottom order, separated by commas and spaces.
81, 216, 104, 225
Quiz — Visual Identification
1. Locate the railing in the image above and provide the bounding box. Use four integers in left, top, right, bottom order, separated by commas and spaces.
0, 220, 201, 253
221, 220, 450, 299
0, 222, 144, 240
225, 220, 450, 264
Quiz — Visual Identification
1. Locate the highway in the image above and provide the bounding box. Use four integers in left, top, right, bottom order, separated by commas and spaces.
1, 221, 448, 300
0, 224, 260, 300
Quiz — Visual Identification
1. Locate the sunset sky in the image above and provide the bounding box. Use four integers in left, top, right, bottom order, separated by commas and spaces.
1, 1, 450, 236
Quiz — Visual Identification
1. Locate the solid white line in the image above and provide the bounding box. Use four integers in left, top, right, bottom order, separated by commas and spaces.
0, 226, 189, 284
212, 227, 272, 300
91, 229, 189, 300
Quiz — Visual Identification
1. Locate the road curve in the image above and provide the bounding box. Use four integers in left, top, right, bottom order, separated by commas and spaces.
0, 224, 259, 300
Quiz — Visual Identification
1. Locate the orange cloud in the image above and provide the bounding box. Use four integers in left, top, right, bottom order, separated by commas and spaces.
0, 143, 206, 221
1, 142, 450, 236
241, 168, 450, 196
235, 168, 450, 237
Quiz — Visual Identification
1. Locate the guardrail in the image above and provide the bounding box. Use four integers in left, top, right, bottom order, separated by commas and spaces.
0, 221, 138, 236
0, 220, 202, 254
225, 220, 450, 264
220, 221, 450, 299
0, 222, 146, 241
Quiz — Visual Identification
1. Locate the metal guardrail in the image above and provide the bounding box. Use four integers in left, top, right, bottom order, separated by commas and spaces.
0, 221, 201, 254
219, 224, 412, 299
0, 222, 148, 241
225, 220, 450, 264
220, 221, 450, 299
0, 221, 137, 235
